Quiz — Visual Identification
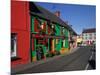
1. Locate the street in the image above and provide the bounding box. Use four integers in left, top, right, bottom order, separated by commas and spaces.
15, 46, 96, 74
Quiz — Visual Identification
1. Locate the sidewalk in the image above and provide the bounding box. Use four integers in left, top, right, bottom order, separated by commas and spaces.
11, 47, 80, 74
69, 47, 80, 54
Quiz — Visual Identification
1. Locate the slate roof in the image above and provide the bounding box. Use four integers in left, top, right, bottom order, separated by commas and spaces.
82, 28, 96, 33
29, 2, 77, 35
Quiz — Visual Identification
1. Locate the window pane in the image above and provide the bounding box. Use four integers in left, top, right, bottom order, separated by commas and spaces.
11, 34, 17, 57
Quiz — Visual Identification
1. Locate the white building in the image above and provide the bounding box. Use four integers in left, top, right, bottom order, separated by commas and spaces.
82, 28, 96, 45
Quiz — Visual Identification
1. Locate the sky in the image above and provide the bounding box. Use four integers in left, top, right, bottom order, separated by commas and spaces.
36, 2, 96, 34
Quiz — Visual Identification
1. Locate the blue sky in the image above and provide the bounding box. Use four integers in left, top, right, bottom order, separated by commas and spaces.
36, 2, 96, 34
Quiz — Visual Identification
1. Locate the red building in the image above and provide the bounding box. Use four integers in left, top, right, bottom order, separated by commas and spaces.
11, 1, 77, 70
11, 0, 30, 68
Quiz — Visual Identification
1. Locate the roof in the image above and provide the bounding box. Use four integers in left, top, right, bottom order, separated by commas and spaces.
29, 2, 77, 35
82, 28, 96, 33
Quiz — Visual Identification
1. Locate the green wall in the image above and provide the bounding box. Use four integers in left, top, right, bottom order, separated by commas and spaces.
31, 16, 47, 60
55, 24, 62, 51
31, 15, 70, 59
64, 29, 69, 48
55, 39, 62, 51
31, 16, 34, 33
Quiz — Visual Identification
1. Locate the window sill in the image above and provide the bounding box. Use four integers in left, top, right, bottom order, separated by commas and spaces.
11, 57, 21, 61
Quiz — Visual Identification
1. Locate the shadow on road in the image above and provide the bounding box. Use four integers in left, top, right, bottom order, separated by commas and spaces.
88, 59, 96, 69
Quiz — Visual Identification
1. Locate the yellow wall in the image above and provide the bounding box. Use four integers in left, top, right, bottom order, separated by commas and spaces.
52, 39, 55, 51
77, 38, 82, 43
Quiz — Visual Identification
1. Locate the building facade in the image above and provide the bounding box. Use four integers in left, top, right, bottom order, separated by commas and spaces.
82, 28, 96, 46
11, 0, 77, 68
11, 1, 30, 68
77, 34, 82, 46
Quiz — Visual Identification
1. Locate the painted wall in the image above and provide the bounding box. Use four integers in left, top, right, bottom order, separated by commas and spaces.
77, 35, 82, 43
82, 32, 96, 45
31, 16, 48, 61
11, 1, 30, 68
64, 29, 69, 48
55, 24, 62, 51
82, 32, 96, 42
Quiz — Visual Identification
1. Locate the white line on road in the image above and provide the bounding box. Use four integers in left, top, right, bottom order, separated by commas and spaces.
89, 54, 93, 60
85, 52, 94, 70
89, 52, 94, 60
85, 63, 89, 70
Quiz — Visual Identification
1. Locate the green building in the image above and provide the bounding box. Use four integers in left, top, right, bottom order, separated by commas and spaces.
30, 2, 77, 61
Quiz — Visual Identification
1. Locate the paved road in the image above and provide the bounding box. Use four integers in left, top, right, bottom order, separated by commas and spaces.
16, 46, 96, 74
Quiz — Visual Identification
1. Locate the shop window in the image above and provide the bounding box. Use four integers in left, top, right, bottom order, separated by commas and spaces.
11, 33, 17, 57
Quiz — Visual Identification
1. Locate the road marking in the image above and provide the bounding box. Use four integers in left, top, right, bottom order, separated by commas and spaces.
89, 52, 94, 60
89, 54, 93, 60
85, 52, 94, 70
85, 63, 89, 70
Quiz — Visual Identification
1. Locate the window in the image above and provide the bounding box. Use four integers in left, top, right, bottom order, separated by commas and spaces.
89, 33, 92, 36
83, 34, 86, 37
61, 27, 64, 35
89, 36, 92, 39
50, 24, 55, 35
11, 33, 17, 57
37, 18, 44, 29
85, 37, 87, 40
34, 18, 45, 33
51, 25, 54, 28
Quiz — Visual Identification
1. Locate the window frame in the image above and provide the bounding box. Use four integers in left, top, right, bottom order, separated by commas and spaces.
34, 17, 46, 33
11, 33, 17, 58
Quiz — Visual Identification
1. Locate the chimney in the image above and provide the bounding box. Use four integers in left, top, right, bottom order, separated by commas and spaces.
54, 11, 60, 17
